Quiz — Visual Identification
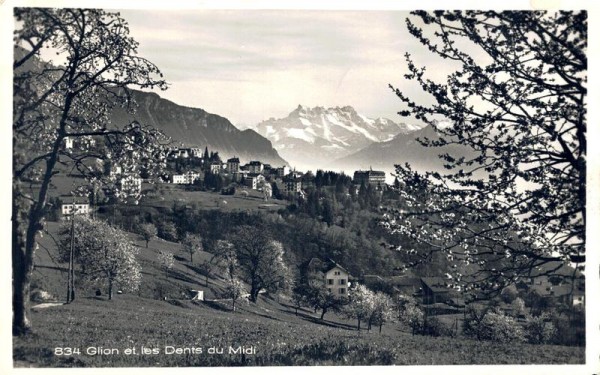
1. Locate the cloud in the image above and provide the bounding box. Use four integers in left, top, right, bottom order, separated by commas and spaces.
117, 9, 456, 125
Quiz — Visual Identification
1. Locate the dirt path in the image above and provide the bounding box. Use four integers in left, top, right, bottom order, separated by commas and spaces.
31, 302, 64, 310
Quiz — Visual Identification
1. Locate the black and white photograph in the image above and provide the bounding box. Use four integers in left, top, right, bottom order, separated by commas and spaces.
3, 0, 598, 372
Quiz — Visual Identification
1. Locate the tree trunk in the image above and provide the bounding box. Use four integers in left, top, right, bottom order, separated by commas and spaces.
190, 252, 193, 263
13, 190, 50, 335
379, 323, 383, 333
145, 240, 149, 248
205, 274, 209, 286
320, 308, 327, 320
108, 279, 113, 300
249, 284, 259, 303
12, 229, 32, 335
357, 318, 361, 331
13, 95, 72, 335
13, 188, 33, 335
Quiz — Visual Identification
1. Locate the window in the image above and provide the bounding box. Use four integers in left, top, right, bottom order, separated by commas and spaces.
328, 288, 332, 293
327, 279, 334, 285
339, 288, 346, 294
339, 279, 346, 285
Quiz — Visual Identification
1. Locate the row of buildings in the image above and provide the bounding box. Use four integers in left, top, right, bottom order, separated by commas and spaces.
168, 157, 305, 195
170, 153, 387, 194
304, 258, 585, 311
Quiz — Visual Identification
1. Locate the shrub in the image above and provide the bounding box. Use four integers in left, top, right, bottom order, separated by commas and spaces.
422, 316, 451, 337
479, 311, 525, 343
31, 290, 56, 302
525, 314, 557, 344
464, 307, 525, 343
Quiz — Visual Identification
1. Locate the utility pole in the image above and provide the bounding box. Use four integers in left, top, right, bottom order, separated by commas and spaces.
66, 200, 76, 303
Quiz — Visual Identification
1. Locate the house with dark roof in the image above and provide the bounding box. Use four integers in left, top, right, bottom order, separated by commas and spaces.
389, 276, 423, 297
421, 277, 454, 305
531, 281, 584, 307
353, 169, 386, 186
247, 161, 264, 174
227, 157, 240, 173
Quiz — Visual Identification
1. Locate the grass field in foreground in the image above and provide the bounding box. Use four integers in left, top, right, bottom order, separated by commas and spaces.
14, 293, 585, 367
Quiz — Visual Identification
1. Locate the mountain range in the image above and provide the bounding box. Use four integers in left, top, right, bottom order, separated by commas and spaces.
251, 105, 425, 171
331, 124, 468, 176
110, 90, 288, 166
15, 45, 288, 167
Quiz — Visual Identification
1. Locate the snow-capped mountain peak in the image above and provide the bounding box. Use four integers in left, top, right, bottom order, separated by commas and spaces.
251, 105, 425, 171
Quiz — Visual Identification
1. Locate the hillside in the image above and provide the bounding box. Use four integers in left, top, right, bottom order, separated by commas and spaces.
332, 124, 472, 176
14, 46, 287, 167
19, 220, 585, 367
111, 90, 288, 166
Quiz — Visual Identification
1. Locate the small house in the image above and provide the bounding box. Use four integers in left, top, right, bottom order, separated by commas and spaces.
300, 258, 352, 298
420, 277, 452, 305
324, 263, 350, 298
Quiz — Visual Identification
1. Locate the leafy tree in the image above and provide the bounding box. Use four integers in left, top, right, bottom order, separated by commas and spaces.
230, 226, 290, 302
223, 277, 246, 312
313, 289, 347, 320
369, 292, 395, 333
12, 8, 167, 334
59, 217, 141, 300
157, 250, 175, 278
401, 302, 425, 336
182, 233, 203, 263
478, 310, 525, 343
463, 306, 525, 343
138, 223, 157, 248
291, 282, 309, 316
271, 182, 282, 200
525, 289, 543, 315
500, 285, 518, 304
197, 259, 216, 286
157, 221, 178, 242
511, 297, 526, 317
260, 181, 272, 201
344, 284, 375, 331
384, 11, 586, 296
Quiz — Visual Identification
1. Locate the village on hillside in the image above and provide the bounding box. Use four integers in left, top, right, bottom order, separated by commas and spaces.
52, 139, 586, 347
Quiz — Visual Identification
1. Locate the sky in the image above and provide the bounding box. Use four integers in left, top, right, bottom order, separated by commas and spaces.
116, 9, 459, 127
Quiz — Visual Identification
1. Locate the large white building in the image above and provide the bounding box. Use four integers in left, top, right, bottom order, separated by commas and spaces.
276, 166, 290, 178
283, 178, 302, 194
61, 198, 90, 218
247, 161, 264, 174
171, 171, 201, 184
120, 175, 142, 194
243, 174, 266, 190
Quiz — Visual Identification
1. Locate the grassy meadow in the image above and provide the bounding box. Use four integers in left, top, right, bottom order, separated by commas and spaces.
17, 219, 586, 367
15, 293, 586, 367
